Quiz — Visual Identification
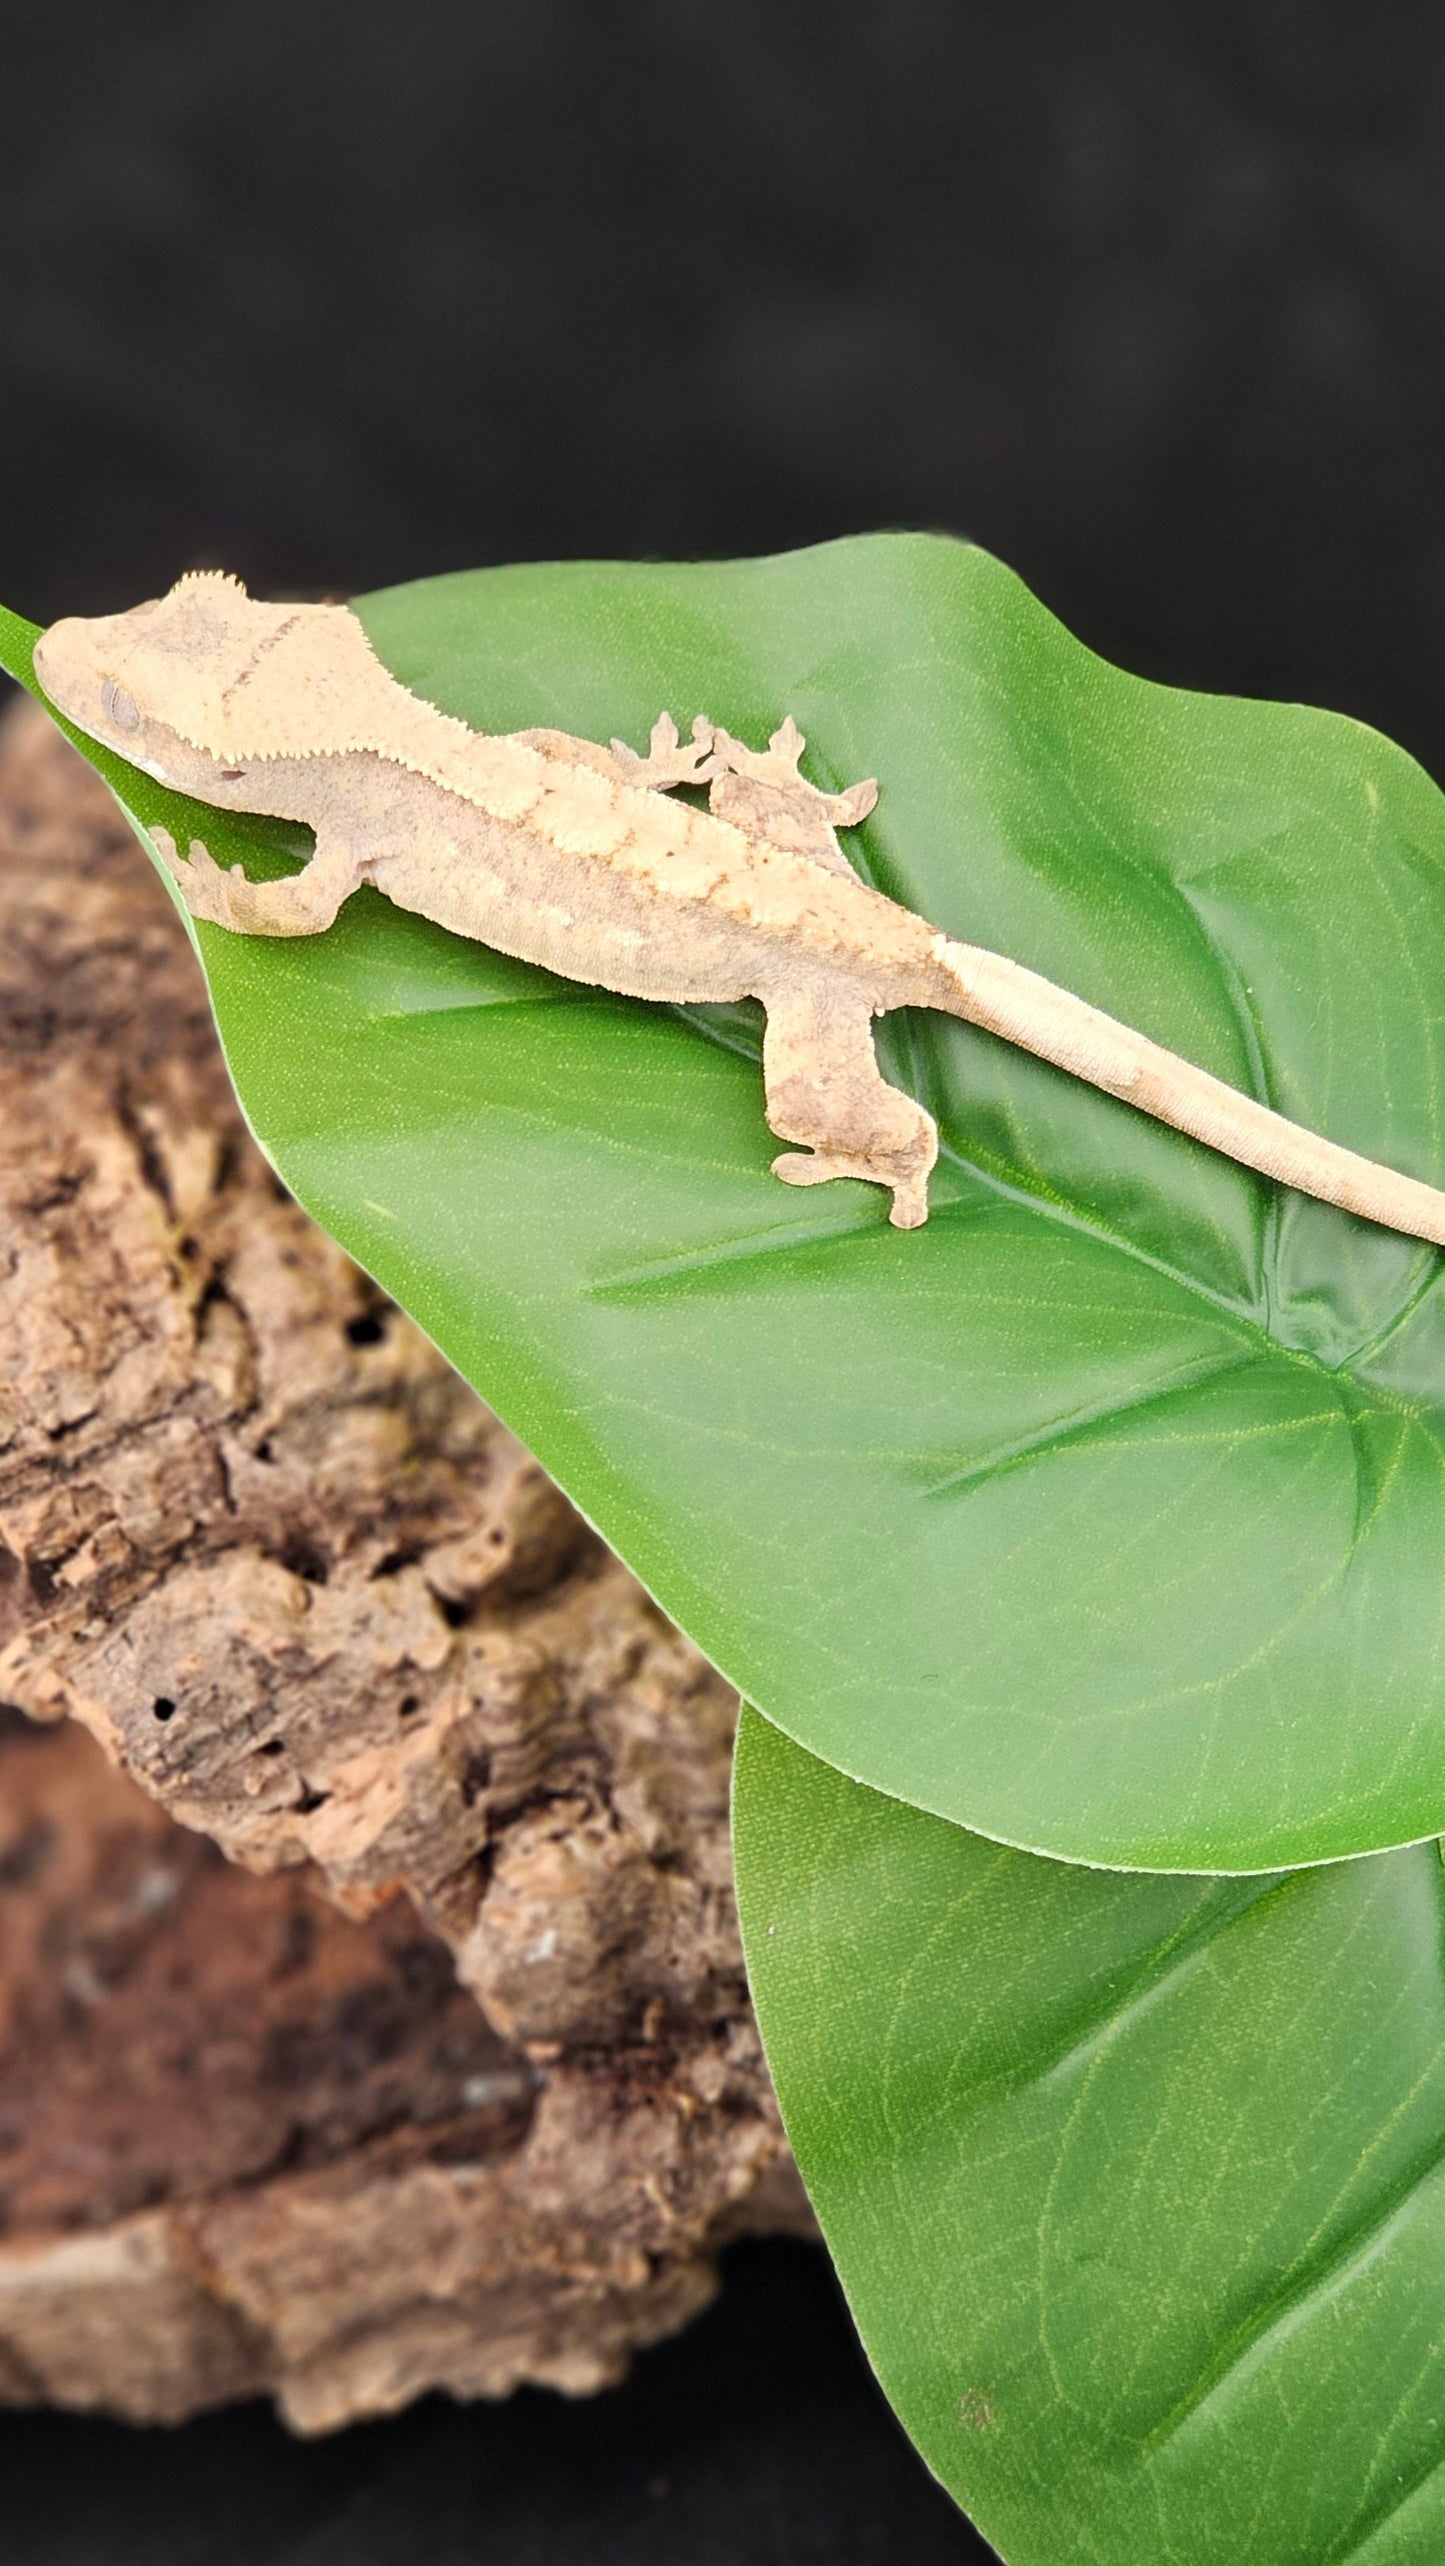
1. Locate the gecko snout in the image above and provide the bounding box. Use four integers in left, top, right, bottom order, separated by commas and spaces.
34, 618, 106, 728
35, 616, 149, 756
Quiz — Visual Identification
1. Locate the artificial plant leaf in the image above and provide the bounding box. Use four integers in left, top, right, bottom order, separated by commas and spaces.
734, 1701, 1445, 2565
8, 536, 1445, 1871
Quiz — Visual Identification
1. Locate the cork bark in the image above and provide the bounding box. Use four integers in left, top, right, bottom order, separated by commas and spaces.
0, 696, 807, 2431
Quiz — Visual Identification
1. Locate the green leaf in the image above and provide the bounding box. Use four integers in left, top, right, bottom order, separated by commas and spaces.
9, 537, 1445, 1870
734, 1702, 1445, 2565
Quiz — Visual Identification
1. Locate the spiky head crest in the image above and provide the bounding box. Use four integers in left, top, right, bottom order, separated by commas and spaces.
171, 569, 251, 597
36, 570, 399, 765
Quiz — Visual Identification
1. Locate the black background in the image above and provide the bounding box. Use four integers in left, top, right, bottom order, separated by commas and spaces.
7, 0, 1445, 775
5, 2, 1445, 2556
0, 2243, 982, 2563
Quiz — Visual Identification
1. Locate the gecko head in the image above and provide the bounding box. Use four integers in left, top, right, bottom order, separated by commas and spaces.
34, 573, 377, 797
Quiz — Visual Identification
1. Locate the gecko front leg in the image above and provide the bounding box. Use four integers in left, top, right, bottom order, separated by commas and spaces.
151, 828, 366, 936
760, 975, 938, 1229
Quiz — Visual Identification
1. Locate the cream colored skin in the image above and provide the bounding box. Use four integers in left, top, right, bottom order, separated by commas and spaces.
33, 571, 1445, 1243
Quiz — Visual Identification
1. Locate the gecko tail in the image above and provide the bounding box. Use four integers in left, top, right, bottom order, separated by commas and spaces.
926, 934, 1445, 1251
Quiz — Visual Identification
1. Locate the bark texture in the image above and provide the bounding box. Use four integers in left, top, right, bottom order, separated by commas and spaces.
0, 697, 806, 2430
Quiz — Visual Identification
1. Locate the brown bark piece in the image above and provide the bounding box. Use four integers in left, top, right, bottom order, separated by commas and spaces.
0, 697, 806, 2430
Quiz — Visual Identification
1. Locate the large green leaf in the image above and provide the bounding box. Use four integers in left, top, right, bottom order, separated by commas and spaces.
9, 536, 1445, 1871
734, 1702, 1445, 2565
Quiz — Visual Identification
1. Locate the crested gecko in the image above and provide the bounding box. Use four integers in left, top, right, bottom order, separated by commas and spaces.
33, 571, 1445, 1244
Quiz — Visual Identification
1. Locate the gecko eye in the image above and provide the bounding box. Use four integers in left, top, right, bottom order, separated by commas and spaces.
101, 678, 140, 734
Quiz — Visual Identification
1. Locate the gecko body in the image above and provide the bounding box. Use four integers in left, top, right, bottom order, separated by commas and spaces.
34, 572, 1445, 1244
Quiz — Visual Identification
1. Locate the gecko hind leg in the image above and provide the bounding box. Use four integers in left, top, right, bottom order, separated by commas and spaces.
761, 979, 938, 1229
705, 719, 878, 878
607, 712, 716, 791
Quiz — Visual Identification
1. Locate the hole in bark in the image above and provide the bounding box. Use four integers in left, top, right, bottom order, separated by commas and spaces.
152, 1697, 177, 1723
460, 1751, 491, 1806
438, 1594, 473, 1629
398, 1694, 420, 1719
345, 1310, 388, 1346
257, 1738, 286, 1759
295, 1787, 330, 1815
279, 1539, 329, 1586
373, 1542, 424, 1578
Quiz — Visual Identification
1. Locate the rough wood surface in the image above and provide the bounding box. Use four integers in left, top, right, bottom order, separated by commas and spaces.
0, 695, 806, 2431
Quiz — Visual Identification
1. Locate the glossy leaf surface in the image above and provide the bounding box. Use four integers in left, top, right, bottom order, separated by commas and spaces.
8, 538, 1445, 1869
735, 1702, 1445, 2565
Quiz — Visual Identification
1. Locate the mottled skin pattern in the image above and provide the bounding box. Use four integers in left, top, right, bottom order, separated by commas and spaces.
34, 573, 1445, 1243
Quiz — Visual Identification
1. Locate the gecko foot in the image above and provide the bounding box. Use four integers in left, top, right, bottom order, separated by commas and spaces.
609, 712, 716, 791
707, 718, 878, 829
771, 1150, 930, 1229
150, 825, 316, 934
150, 826, 251, 927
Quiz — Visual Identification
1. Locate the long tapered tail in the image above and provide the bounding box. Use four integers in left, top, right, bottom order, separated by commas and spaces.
926, 934, 1445, 1250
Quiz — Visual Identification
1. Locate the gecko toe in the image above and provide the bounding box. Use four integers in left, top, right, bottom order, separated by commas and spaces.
771, 1148, 931, 1228
888, 1188, 930, 1230
770, 1150, 831, 1189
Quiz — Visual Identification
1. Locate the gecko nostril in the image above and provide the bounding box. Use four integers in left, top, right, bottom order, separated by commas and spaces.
101, 678, 140, 734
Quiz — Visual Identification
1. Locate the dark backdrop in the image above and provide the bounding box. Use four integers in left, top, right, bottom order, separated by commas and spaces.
5, 3, 1445, 2557
6, 0, 1445, 771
